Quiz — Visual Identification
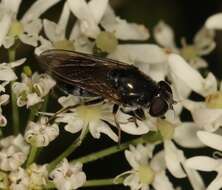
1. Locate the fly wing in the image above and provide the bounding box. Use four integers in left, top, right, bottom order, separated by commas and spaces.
37, 49, 132, 103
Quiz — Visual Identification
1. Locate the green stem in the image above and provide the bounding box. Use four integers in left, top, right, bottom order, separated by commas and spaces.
8, 49, 20, 135
45, 178, 122, 189
72, 135, 146, 164
47, 127, 89, 172
84, 178, 122, 187
25, 146, 38, 167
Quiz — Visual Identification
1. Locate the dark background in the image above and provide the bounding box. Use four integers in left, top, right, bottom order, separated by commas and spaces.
6, 0, 222, 189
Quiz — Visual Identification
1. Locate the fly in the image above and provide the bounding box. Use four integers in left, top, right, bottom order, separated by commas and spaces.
37, 49, 175, 118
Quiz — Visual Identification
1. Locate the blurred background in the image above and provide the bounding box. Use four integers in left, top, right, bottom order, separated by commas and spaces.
7, 0, 222, 189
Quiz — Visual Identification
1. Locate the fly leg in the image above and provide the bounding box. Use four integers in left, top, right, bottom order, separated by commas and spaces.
133, 108, 146, 121
113, 104, 121, 144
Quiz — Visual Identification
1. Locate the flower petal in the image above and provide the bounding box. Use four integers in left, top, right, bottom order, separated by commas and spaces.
57, 2, 70, 32
168, 54, 216, 96
154, 21, 176, 49
2, 0, 22, 15
150, 151, 166, 172
22, 0, 62, 22
67, 0, 100, 38
109, 44, 167, 65
101, 5, 149, 41
183, 164, 205, 190
0, 13, 12, 47
197, 131, 222, 151
192, 108, 222, 132
164, 140, 186, 178
205, 13, 222, 30
0, 67, 17, 81
185, 156, 219, 171
43, 19, 64, 42
207, 175, 222, 190
88, 0, 108, 24
174, 122, 204, 148
152, 171, 174, 190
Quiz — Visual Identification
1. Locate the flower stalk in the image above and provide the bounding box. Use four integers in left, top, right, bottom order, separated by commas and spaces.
25, 146, 38, 167
47, 126, 89, 172
9, 48, 20, 135
72, 132, 159, 164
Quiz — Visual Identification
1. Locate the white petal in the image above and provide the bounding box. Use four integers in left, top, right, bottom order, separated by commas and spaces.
57, 2, 70, 31
174, 122, 204, 148
185, 156, 219, 171
88, 0, 108, 24
207, 175, 222, 190
119, 115, 150, 135
101, 6, 149, 41
205, 13, 222, 30
0, 13, 12, 47
0, 114, 7, 127
43, 19, 64, 42
34, 36, 53, 55
168, 54, 216, 96
124, 150, 140, 169
183, 164, 205, 190
67, 0, 100, 38
89, 121, 118, 142
194, 27, 215, 55
22, 0, 62, 22
152, 171, 174, 190
197, 131, 222, 151
9, 58, 26, 68
26, 93, 42, 107
22, 19, 42, 36
2, 0, 22, 15
164, 140, 186, 178
150, 151, 166, 172
111, 18, 149, 40
0, 94, 9, 105
19, 34, 38, 47
153, 21, 176, 49
192, 108, 222, 132
58, 95, 79, 108
0, 67, 17, 81
109, 44, 167, 65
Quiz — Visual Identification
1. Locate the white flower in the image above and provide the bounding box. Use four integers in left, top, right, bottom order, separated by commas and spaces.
115, 144, 175, 190
0, 134, 30, 171
50, 159, 86, 190
56, 97, 118, 142
0, 58, 26, 82
25, 117, 59, 147
35, 2, 84, 55
9, 167, 29, 190
181, 76, 222, 132
154, 21, 215, 69
27, 163, 48, 189
68, 0, 149, 40
0, 0, 62, 48
186, 156, 222, 190
168, 54, 216, 98
12, 72, 56, 107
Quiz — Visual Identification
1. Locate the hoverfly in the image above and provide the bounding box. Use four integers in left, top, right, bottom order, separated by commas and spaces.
37, 50, 174, 121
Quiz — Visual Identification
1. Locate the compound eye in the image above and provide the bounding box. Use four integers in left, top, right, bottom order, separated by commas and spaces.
158, 81, 172, 94
149, 97, 168, 117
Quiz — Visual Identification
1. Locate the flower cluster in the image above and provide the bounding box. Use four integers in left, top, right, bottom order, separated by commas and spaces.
0, 0, 221, 189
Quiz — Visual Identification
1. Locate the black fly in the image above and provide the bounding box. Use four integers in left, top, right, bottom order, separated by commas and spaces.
37, 49, 175, 118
